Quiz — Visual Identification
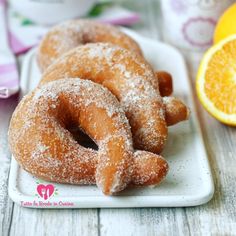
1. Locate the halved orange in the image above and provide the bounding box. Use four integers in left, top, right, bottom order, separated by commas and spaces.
196, 34, 236, 126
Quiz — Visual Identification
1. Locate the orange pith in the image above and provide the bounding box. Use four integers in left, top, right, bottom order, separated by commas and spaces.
205, 39, 236, 114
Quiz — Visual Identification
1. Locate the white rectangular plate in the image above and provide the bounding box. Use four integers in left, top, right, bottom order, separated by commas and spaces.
8, 29, 214, 208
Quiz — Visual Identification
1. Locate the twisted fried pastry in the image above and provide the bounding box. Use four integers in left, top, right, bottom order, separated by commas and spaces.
37, 19, 142, 71
8, 79, 168, 195
40, 43, 168, 153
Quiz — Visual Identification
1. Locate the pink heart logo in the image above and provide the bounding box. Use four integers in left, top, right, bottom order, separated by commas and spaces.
37, 184, 55, 200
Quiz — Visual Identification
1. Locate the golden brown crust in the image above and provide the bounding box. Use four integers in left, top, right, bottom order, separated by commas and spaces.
132, 151, 168, 186
155, 71, 190, 126
163, 97, 190, 126
37, 20, 189, 131
8, 79, 169, 195
155, 71, 173, 97
37, 19, 143, 72
9, 79, 133, 195
40, 43, 168, 154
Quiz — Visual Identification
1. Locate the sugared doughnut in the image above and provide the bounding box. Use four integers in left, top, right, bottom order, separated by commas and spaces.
37, 19, 142, 71
40, 43, 168, 154
8, 79, 169, 195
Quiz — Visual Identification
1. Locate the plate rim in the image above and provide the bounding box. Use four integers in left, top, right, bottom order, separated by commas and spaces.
9, 155, 214, 208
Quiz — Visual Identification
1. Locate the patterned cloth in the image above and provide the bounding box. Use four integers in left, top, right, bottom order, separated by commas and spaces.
0, 2, 140, 98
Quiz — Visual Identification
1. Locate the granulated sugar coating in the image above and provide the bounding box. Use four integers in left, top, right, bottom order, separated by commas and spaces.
8, 79, 169, 195
9, 79, 134, 194
41, 43, 168, 153
163, 97, 190, 126
37, 19, 143, 71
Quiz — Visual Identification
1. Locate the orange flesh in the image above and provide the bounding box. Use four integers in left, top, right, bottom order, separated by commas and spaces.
205, 40, 236, 114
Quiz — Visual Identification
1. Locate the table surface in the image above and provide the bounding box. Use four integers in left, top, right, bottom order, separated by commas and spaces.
1, 1, 236, 235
